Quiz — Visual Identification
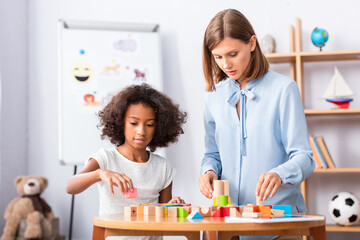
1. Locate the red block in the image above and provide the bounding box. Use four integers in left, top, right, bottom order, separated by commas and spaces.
222, 206, 240, 217
212, 207, 223, 217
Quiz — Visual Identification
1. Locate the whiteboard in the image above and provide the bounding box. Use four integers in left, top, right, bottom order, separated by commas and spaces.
58, 20, 163, 165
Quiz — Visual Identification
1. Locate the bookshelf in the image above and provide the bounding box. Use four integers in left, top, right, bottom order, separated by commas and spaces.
265, 18, 360, 235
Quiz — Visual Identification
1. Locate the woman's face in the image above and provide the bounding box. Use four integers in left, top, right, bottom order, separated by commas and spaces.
211, 36, 256, 83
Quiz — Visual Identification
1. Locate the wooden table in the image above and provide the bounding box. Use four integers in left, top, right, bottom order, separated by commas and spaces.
93, 214, 326, 240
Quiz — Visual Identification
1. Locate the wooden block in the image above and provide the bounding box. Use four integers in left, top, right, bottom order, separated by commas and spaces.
259, 205, 272, 216
242, 212, 263, 218
155, 206, 165, 218
182, 203, 192, 207
144, 205, 155, 216
243, 206, 259, 213
229, 207, 241, 217
213, 197, 219, 206
271, 209, 285, 216
212, 207, 223, 217
199, 206, 212, 217
124, 206, 137, 217
167, 207, 178, 217
125, 188, 138, 199
238, 206, 244, 215
183, 206, 191, 213
222, 180, 229, 196
219, 195, 229, 207
137, 204, 149, 217
186, 211, 204, 220
213, 180, 224, 197
272, 205, 292, 215
177, 207, 189, 218
222, 206, 240, 217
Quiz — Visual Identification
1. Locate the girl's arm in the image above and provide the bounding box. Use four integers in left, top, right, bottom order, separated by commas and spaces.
158, 182, 184, 203
66, 158, 134, 195
66, 158, 101, 194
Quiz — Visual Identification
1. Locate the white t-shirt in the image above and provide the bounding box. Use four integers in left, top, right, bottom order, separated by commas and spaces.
88, 147, 177, 240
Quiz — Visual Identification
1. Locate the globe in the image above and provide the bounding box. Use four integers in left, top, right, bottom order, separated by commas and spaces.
311, 27, 329, 51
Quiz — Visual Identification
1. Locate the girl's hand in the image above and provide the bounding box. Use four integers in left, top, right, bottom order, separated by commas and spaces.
168, 196, 185, 204
255, 172, 281, 201
98, 169, 134, 196
198, 170, 217, 199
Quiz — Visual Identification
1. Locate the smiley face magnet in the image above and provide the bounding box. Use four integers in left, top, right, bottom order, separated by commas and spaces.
70, 60, 94, 83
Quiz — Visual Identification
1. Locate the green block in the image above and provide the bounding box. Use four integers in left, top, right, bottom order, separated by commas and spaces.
219, 195, 229, 207
177, 207, 189, 218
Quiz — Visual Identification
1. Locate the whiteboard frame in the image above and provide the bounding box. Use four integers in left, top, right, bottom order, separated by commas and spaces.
57, 19, 162, 165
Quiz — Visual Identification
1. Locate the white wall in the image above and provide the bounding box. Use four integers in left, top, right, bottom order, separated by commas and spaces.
1, 0, 360, 240
0, 0, 28, 226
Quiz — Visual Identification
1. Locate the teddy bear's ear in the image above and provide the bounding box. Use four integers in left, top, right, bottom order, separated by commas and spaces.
42, 177, 49, 188
15, 176, 23, 186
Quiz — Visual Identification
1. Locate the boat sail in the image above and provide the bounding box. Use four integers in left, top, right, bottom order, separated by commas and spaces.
323, 67, 354, 108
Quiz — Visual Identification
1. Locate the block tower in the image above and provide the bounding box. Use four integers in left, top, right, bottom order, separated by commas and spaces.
213, 180, 231, 207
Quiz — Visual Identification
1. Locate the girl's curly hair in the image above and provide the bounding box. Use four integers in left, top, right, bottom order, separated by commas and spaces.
98, 83, 187, 152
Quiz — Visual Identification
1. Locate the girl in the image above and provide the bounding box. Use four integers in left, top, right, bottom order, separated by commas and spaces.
67, 83, 187, 239
198, 9, 315, 240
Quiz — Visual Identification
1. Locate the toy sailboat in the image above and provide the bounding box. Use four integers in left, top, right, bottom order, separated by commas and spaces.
323, 67, 354, 108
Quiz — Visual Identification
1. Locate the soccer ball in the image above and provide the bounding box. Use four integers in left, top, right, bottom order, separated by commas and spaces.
328, 192, 360, 226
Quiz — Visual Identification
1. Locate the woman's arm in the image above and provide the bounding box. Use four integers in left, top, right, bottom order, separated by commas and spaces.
199, 93, 222, 198
262, 82, 315, 196
200, 93, 222, 176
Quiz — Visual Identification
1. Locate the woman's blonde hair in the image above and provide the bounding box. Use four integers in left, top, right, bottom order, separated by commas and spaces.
203, 9, 269, 91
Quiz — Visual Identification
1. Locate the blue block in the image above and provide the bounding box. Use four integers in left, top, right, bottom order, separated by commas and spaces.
272, 205, 292, 215
186, 211, 204, 220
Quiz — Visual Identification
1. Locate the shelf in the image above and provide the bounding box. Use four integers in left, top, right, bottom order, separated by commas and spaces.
265, 53, 296, 63
300, 50, 360, 62
326, 224, 360, 232
304, 109, 360, 116
314, 168, 360, 173
266, 50, 360, 63
269, 18, 360, 236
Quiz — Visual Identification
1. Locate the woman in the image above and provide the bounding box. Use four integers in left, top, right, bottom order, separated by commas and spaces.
198, 9, 315, 240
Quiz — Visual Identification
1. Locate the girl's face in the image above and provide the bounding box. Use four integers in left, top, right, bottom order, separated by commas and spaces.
123, 103, 156, 152
211, 36, 256, 83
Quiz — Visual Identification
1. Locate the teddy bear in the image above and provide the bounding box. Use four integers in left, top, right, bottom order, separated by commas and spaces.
1, 175, 54, 240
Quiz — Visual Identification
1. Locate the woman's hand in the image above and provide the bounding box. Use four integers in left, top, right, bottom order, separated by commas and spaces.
255, 172, 281, 201
98, 169, 134, 196
198, 170, 218, 199
168, 196, 185, 204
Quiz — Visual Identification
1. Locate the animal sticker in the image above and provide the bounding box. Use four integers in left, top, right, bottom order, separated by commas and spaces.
133, 68, 147, 82
101, 64, 120, 76
84, 93, 101, 106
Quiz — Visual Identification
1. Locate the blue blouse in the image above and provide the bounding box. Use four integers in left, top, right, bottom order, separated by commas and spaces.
201, 70, 315, 213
